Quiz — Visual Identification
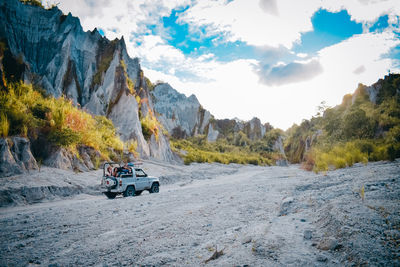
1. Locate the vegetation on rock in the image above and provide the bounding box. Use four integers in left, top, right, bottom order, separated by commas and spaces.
19, 0, 44, 8
285, 74, 400, 172
0, 81, 130, 161
140, 112, 161, 141
170, 132, 283, 166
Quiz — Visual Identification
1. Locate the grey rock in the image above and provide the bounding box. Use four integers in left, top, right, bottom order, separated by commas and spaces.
241, 235, 252, 244
317, 238, 340, 251
0, 0, 175, 162
78, 146, 95, 170
276, 159, 289, 166
278, 196, 294, 216
316, 255, 328, 262
0, 137, 38, 177
245, 117, 266, 140
0, 138, 24, 177
43, 148, 73, 171
10, 137, 38, 171
207, 123, 219, 142
304, 230, 312, 240
152, 83, 211, 137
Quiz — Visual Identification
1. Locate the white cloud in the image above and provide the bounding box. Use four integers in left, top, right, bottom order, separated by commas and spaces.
57, 0, 189, 51
180, 0, 319, 48
145, 30, 400, 130
55, 0, 400, 130
297, 53, 308, 58
321, 0, 400, 23
180, 0, 400, 48
133, 35, 185, 64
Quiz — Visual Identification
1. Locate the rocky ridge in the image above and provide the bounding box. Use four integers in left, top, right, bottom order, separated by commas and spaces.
151, 83, 277, 143
151, 83, 211, 138
0, 0, 175, 162
0, 0, 286, 175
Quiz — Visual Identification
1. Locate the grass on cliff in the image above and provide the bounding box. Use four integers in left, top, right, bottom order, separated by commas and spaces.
170, 135, 276, 166
0, 81, 128, 160
19, 0, 44, 8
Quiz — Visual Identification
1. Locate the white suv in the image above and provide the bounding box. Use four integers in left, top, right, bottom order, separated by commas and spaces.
101, 162, 160, 199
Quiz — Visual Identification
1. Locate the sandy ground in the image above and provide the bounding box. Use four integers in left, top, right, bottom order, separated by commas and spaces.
0, 160, 399, 266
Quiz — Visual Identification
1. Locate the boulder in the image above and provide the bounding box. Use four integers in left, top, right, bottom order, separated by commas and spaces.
10, 137, 38, 171
0, 138, 23, 177
276, 159, 289, 166
43, 147, 94, 172
317, 238, 341, 251
278, 196, 294, 216
0, 137, 38, 178
304, 230, 313, 240
43, 148, 73, 171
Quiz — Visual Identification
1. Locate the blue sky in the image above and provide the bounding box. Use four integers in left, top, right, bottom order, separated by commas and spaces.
59, 0, 400, 129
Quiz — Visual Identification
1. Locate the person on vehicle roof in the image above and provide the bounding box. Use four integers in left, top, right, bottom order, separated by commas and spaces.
122, 163, 132, 174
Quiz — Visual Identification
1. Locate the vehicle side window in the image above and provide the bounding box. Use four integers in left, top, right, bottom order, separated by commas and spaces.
135, 169, 147, 177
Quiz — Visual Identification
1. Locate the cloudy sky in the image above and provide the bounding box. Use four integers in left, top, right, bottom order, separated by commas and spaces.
57, 0, 400, 130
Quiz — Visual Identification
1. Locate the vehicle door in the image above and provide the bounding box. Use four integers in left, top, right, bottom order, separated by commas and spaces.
120, 171, 135, 191
135, 168, 150, 190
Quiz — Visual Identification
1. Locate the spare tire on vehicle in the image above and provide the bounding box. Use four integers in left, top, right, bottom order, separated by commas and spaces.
104, 177, 117, 189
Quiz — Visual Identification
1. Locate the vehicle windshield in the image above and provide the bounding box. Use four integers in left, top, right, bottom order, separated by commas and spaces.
135, 169, 147, 177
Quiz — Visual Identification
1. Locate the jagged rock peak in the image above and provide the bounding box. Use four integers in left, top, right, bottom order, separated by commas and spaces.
0, 0, 178, 163
152, 83, 211, 138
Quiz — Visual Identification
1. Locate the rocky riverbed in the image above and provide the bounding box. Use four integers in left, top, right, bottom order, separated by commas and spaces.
0, 160, 399, 266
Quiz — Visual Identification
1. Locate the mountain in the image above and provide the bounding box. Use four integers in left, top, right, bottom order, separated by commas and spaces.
150, 83, 276, 142
151, 83, 211, 138
0, 0, 286, 173
0, 0, 176, 162
284, 73, 400, 170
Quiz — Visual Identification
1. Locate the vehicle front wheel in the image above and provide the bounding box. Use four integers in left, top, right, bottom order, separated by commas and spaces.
104, 192, 117, 199
124, 186, 135, 197
149, 183, 159, 193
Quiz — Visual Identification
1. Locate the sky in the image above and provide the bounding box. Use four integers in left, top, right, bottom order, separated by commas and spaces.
57, 0, 400, 130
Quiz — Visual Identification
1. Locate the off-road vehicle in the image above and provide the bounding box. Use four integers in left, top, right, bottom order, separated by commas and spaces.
100, 162, 160, 199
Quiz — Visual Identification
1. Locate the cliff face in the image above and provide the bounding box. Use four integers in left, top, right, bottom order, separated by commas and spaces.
151, 83, 275, 143
151, 83, 211, 138
0, 0, 176, 162
206, 117, 273, 142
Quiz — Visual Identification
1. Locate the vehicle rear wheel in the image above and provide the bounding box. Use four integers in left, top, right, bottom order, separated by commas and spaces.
104, 192, 117, 199
135, 190, 143, 196
124, 186, 135, 197
150, 183, 159, 193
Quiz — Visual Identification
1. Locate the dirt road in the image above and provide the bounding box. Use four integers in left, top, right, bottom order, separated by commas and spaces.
0, 161, 399, 266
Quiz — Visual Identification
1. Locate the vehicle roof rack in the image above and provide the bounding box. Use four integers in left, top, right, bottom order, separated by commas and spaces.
128, 162, 143, 167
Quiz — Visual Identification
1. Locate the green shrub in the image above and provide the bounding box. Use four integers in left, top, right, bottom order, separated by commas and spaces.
48, 127, 82, 147
285, 74, 400, 171
312, 142, 368, 173
32, 103, 51, 119
19, 0, 44, 8
1, 81, 127, 160
171, 136, 273, 166
140, 114, 160, 141
0, 114, 9, 137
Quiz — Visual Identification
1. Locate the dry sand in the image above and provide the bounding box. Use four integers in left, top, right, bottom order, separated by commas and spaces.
0, 160, 399, 266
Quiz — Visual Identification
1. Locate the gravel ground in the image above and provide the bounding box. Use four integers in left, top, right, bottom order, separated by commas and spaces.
0, 160, 399, 266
